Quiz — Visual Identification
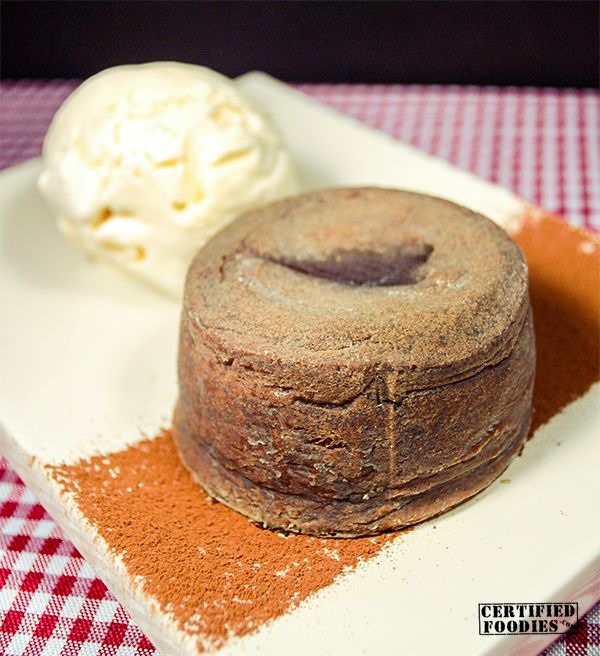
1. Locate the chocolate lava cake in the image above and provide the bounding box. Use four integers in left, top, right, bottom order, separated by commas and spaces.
173, 188, 535, 536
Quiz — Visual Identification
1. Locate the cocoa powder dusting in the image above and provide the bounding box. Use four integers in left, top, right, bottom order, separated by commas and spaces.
52, 433, 389, 651
50, 212, 599, 652
512, 212, 600, 431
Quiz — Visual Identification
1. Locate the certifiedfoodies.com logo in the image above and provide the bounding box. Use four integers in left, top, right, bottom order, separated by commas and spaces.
478, 603, 578, 635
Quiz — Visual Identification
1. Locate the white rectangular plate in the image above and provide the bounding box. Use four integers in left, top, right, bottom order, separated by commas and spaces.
1, 72, 598, 656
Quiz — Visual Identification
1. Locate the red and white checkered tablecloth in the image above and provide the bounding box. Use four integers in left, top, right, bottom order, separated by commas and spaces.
1, 81, 599, 656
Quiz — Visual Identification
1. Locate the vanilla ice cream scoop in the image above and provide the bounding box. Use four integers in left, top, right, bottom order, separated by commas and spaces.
38, 62, 297, 296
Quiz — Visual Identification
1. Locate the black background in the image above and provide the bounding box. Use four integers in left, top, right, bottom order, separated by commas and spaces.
1, 1, 598, 87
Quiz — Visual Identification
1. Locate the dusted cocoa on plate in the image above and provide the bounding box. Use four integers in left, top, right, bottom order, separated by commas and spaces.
173, 187, 535, 536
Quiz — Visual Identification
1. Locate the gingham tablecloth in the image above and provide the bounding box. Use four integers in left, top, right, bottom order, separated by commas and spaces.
1, 81, 599, 656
